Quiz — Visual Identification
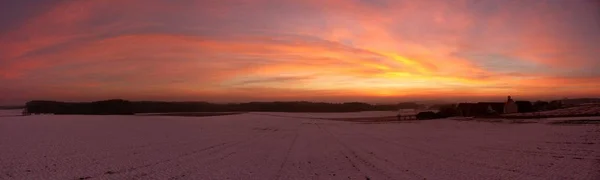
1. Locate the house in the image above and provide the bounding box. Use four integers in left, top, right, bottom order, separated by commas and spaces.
504, 96, 518, 114
457, 96, 520, 117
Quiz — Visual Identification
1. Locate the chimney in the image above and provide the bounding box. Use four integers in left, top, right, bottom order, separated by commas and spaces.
507, 96, 514, 103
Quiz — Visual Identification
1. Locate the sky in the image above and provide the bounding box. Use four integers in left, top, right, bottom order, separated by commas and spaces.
1, 0, 599, 105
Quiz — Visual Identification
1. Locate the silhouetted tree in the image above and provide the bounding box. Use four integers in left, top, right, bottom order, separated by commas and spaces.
533, 101, 549, 111
25, 100, 400, 115
436, 104, 457, 118
548, 100, 563, 110
417, 111, 438, 120
25, 99, 134, 115
515, 101, 534, 113
397, 102, 419, 109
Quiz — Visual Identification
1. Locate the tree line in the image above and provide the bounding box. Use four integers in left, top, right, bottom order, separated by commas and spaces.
23, 99, 567, 116
24, 100, 404, 115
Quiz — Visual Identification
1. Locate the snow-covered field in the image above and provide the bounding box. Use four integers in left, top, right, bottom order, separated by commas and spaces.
1, 113, 599, 180
504, 104, 600, 118
0, 109, 22, 117
251, 111, 398, 119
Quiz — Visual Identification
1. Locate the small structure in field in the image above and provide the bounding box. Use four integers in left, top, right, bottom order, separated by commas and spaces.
22, 109, 30, 116
396, 109, 417, 120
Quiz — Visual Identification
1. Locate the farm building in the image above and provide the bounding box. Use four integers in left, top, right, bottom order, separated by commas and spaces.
504, 96, 518, 114
457, 96, 519, 117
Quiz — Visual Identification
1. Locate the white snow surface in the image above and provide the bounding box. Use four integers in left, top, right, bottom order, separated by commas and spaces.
1, 113, 599, 180
0, 109, 22, 116
250, 111, 398, 119
504, 104, 600, 117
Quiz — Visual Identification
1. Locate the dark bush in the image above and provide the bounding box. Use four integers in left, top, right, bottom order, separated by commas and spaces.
397, 102, 419, 109
515, 101, 534, 113
437, 104, 457, 118
533, 101, 549, 111
417, 111, 438, 120
547, 100, 563, 110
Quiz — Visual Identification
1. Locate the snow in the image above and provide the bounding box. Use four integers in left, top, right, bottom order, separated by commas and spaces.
1, 113, 599, 179
451, 116, 600, 124
0, 109, 22, 117
250, 111, 398, 119
504, 104, 600, 117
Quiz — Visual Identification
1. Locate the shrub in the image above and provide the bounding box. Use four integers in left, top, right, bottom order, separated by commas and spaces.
417, 111, 438, 120
437, 104, 457, 118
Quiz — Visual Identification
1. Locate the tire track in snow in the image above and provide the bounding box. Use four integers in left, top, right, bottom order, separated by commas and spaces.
359, 124, 549, 177
0, 137, 206, 178
351, 129, 514, 179
170, 126, 298, 179
94, 129, 275, 179
478, 146, 600, 160
540, 129, 600, 180
326, 124, 429, 179
315, 123, 361, 172
337, 133, 430, 179
4, 133, 220, 171
134, 127, 283, 179
361, 132, 553, 179
131, 130, 275, 179
112, 142, 229, 174
274, 124, 300, 180
315, 122, 400, 180
476, 144, 600, 179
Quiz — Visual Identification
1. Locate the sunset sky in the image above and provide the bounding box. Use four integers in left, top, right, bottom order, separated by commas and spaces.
1, 0, 599, 104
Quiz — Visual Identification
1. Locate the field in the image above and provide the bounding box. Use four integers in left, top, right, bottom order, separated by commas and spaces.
1, 111, 599, 179
503, 104, 600, 118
